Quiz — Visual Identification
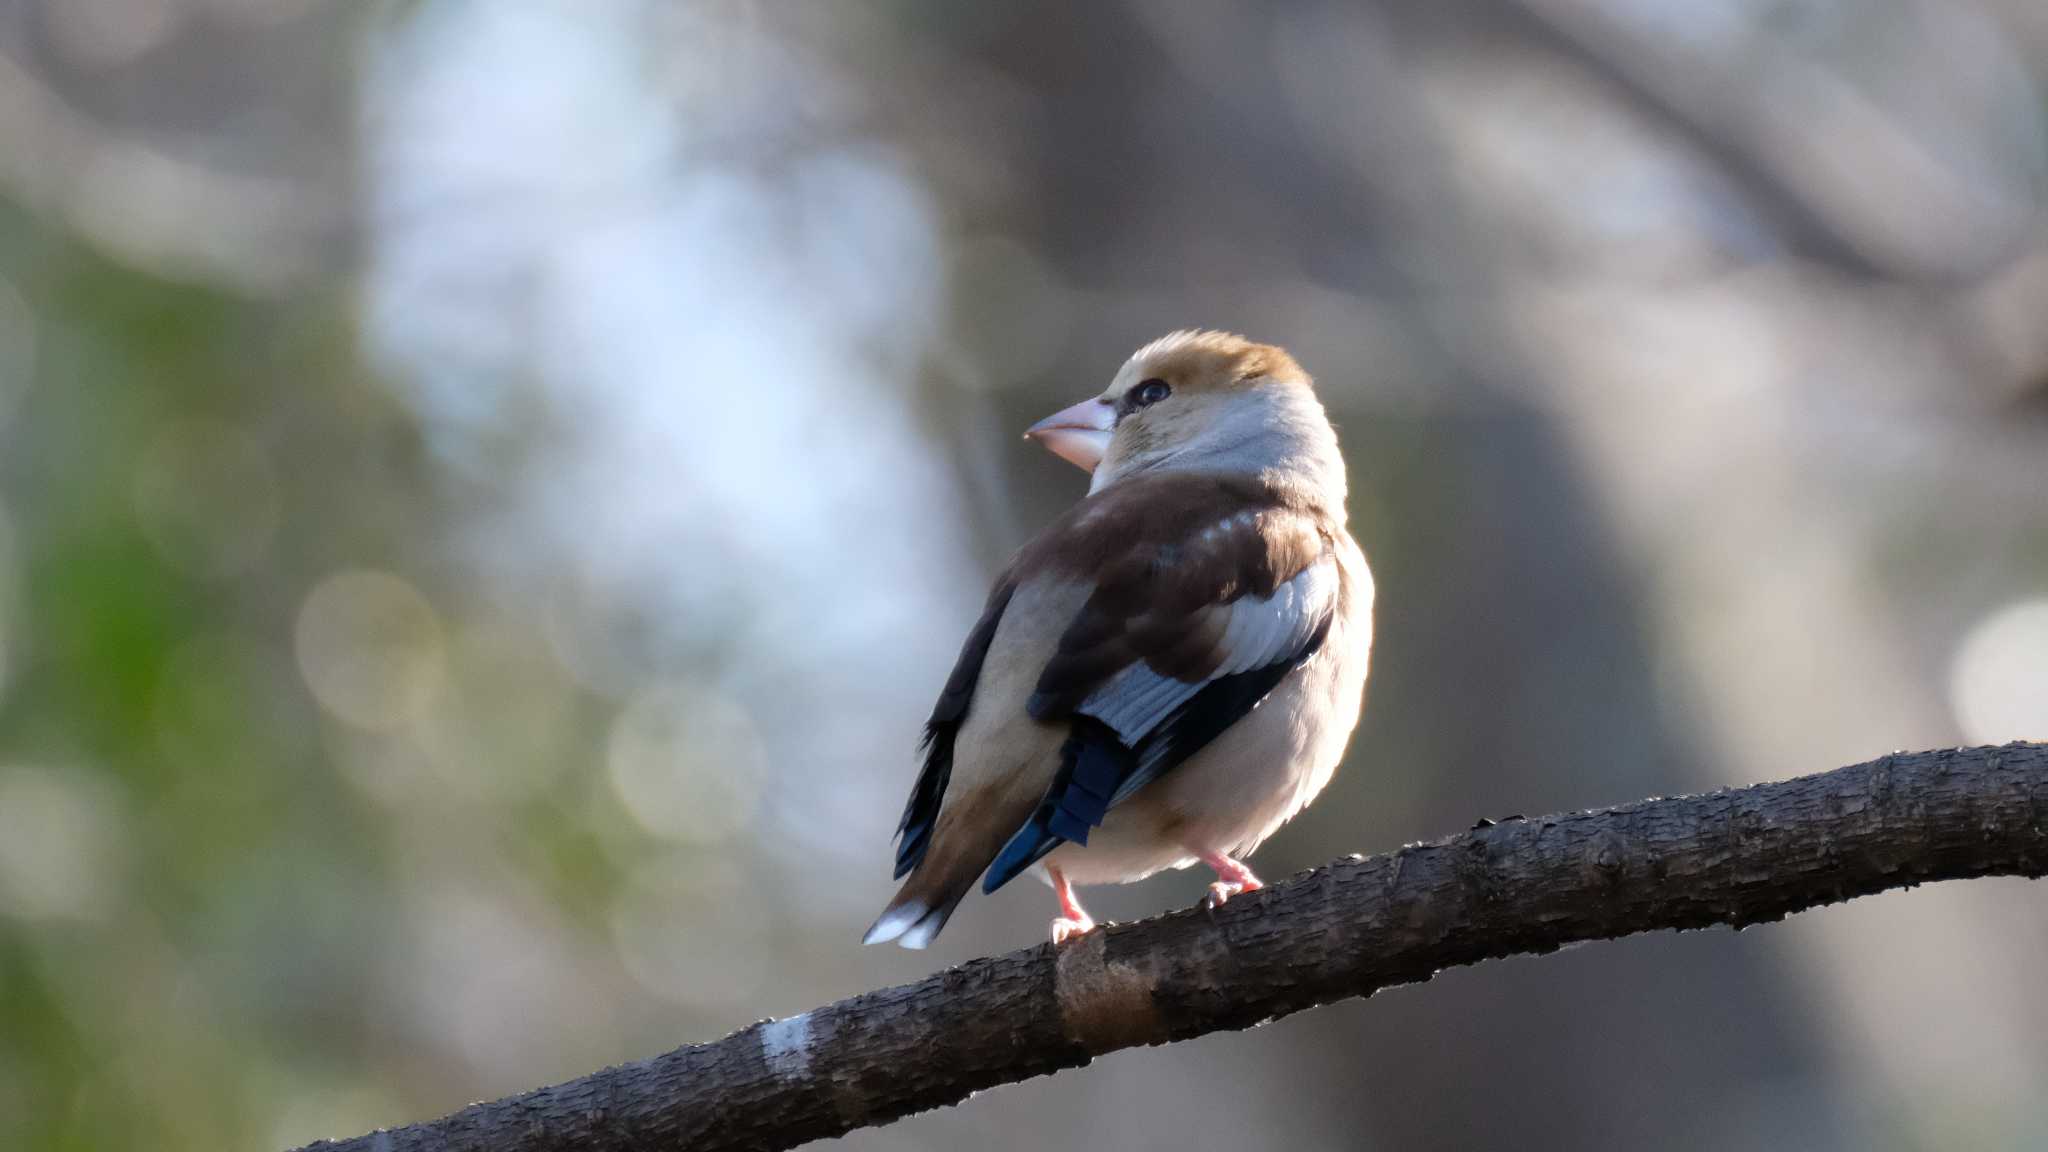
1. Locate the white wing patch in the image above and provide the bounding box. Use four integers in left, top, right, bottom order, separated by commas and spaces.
1079, 558, 1336, 746
1214, 560, 1333, 675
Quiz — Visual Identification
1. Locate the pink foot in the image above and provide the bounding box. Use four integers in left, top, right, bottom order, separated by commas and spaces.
1198, 851, 1264, 910
1046, 862, 1098, 945
1050, 913, 1096, 945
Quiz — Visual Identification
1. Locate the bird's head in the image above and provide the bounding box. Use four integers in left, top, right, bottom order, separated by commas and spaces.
1025, 330, 1341, 498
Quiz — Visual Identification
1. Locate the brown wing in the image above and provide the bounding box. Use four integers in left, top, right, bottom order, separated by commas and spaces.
1026, 497, 1329, 722
982, 475, 1339, 891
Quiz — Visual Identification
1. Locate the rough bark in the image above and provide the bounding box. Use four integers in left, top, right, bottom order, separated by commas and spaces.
299, 741, 2048, 1152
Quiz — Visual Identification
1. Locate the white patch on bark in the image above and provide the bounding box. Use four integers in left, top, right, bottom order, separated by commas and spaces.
760, 1012, 813, 1079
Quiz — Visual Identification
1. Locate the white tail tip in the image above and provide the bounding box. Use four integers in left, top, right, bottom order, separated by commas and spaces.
896, 912, 943, 950
862, 901, 929, 947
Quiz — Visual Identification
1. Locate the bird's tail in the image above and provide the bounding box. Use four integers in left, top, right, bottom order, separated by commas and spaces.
863, 791, 1032, 949
861, 872, 970, 950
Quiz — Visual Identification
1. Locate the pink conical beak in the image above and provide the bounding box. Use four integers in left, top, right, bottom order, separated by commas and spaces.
1024, 397, 1114, 471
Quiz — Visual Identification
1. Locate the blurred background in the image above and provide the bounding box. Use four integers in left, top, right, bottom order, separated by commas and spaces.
1, 1, 2046, 1149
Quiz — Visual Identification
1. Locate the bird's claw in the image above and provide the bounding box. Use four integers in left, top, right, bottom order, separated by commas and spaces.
1201, 876, 1264, 910
1050, 914, 1096, 945
1196, 851, 1264, 910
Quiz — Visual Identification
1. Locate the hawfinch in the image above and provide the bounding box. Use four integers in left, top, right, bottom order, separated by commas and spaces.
866, 330, 1373, 949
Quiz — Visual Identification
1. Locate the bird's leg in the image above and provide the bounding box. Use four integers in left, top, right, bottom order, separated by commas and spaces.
1197, 850, 1264, 909
1046, 862, 1096, 945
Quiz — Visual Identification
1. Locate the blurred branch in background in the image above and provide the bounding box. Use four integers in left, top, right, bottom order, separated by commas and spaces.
300, 743, 2048, 1152
1484, 0, 2035, 284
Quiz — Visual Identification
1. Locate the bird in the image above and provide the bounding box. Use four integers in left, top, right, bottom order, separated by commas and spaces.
864, 330, 1374, 949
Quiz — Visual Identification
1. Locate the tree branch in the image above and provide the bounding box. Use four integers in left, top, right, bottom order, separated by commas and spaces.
300, 742, 2048, 1152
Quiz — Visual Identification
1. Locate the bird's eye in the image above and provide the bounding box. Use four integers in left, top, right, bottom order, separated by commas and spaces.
1130, 379, 1171, 408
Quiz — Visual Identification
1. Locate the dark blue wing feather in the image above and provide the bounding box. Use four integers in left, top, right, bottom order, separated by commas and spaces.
984, 718, 1132, 892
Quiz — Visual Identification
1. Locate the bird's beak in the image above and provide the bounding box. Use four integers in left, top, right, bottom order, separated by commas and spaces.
1024, 397, 1114, 472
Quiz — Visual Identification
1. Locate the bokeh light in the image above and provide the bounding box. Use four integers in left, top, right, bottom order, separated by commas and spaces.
294, 570, 447, 732
1949, 599, 2048, 744
0, 765, 127, 922
606, 680, 765, 845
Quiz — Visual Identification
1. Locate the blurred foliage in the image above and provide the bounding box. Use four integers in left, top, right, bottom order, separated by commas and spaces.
3, 196, 390, 1150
